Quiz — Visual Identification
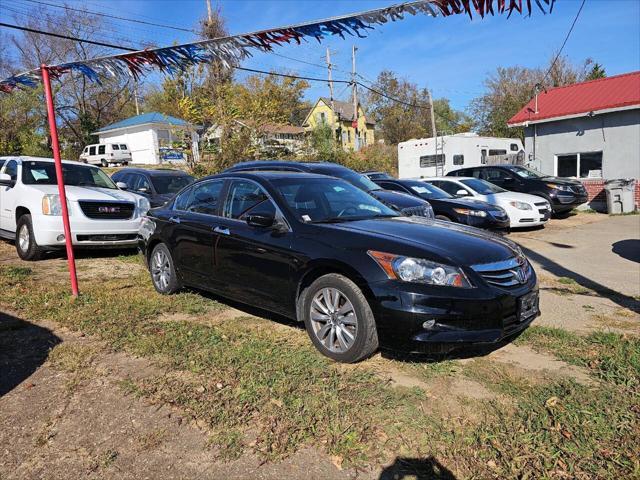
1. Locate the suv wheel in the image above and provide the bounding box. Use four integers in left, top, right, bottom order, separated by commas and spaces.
299, 274, 378, 363
149, 243, 181, 294
15, 214, 44, 261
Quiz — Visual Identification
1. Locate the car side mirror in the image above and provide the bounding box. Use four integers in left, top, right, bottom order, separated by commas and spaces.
455, 189, 470, 197
137, 186, 150, 193
116, 181, 128, 190
246, 213, 275, 228
504, 177, 515, 183
0, 173, 14, 187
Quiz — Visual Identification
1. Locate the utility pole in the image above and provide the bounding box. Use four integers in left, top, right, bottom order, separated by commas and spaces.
205, 0, 213, 24
325, 48, 335, 113
133, 80, 140, 116
351, 45, 359, 151
426, 89, 437, 139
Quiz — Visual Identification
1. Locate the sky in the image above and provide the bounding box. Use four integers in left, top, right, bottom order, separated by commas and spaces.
2, 0, 639, 112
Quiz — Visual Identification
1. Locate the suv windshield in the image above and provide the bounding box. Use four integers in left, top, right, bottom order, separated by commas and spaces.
406, 181, 451, 200
272, 177, 398, 223
460, 178, 507, 194
151, 174, 194, 194
22, 161, 117, 189
508, 166, 546, 179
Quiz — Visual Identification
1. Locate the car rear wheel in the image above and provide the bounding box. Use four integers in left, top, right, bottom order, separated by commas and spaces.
100, 159, 108, 167
15, 215, 44, 261
149, 243, 181, 294
300, 274, 378, 363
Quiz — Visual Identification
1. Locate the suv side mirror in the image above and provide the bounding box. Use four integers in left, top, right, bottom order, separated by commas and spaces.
137, 186, 150, 193
116, 181, 128, 190
455, 189, 470, 197
0, 173, 14, 187
246, 213, 275, 228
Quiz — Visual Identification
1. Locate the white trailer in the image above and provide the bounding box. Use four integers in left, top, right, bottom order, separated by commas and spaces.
398, 133, 524, 179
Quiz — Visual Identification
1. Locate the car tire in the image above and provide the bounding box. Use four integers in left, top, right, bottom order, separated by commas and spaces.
15, 214, 44, 261
149, 243, 181, 294
100, 159, 108, 167
300, 273, 379, 363
435, 214, 451, 221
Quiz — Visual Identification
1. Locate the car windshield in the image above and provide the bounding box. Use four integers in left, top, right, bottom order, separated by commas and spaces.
460, 178, 507, 194
508, 166, 546, 179
151, 174, 194, 194
316, 167, 382, 192
406, 182, 451, 200
22, 161, 117, 189
272, 177, 398, 223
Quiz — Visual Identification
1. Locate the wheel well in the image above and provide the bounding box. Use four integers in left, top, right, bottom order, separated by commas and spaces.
295, 261, 375, 321
145, 239, 163, 264
15, 206, 30, 222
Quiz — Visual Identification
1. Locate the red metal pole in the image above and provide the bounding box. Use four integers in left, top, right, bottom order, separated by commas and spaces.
41, 65, 79, 297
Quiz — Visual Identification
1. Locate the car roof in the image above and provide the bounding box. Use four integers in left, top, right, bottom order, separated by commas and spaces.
0, 156, 98, 167
114, 168, 190, 176
200, 171, 333, 182
423, 176, 476, 182
229, 160, 350, 172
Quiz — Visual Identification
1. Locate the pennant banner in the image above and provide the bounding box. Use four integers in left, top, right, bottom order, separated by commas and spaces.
0, 0, 555, 93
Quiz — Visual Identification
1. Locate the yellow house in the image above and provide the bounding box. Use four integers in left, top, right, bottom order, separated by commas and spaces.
303, 97, 375, 151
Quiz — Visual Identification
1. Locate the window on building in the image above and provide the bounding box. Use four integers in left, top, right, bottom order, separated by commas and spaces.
480, 149, 487, 164
453, 154, 464, 165
347, 129, 351, 142
557, 152, 602, 178
319, 112, 326, 124
419, 154, 445, 168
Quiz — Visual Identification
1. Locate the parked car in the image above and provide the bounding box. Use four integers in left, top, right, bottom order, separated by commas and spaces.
140, 171, 539, 363
372, 178, 510, 230
424, 177, 550, 229
112, 168, 195, 208
362, 171, 394, 180
80, 143, 131, 167
0, 157, 150, 260
447, 165, 588, 214
224, 161, 434, 218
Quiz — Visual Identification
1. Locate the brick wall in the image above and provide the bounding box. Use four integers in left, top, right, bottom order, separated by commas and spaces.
580, 178, 639, 210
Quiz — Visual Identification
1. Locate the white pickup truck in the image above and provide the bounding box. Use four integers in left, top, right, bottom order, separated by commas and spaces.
0, 156, 150, 260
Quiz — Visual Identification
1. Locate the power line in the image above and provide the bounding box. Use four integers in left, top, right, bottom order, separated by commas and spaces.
0, 21, 137, 51
19, 0, 197, 34
542, 0, 586, 85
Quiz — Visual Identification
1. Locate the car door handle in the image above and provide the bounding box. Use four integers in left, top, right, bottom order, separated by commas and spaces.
169, 216, 181, 224
213, 226, 230, 235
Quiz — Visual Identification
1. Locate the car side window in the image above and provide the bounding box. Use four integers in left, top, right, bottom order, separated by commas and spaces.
131, 174, 151, 192
223, 180, 270, 219
174, 187, 192, 211
4, 160, 18, 182
432, 181, 459, 196
89, 146, 96, 155
379, 182, 406, 193
98, 145, 106, 155
483, 168, 510, 181
186, 180, 224, 215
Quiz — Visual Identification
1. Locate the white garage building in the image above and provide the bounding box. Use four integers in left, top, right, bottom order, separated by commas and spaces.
94, 112, 190, 165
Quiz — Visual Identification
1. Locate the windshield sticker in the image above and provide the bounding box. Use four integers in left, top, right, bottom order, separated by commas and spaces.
333, 186, 345, 192
359, 204, 381, 213
301, 214, 312, 222
31, 169, 50, 180
411, 186, 429, 194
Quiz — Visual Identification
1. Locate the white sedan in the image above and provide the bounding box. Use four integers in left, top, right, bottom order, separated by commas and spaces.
422, 177, 551, 228
0, 156, 150, 260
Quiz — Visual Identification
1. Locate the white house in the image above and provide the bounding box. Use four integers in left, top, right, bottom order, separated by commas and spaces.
94, 112, 191, 165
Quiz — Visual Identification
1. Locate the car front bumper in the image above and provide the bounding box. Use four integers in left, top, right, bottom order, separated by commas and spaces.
33, 213, 142, 248
368, 275, 539, 352
550, 192, 588, 211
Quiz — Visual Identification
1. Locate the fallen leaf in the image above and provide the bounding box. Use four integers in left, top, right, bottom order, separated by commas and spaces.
545, 396, 560, 408
487, 460, 497, 469
331, 455, 343, 470
561, 429, 572, 439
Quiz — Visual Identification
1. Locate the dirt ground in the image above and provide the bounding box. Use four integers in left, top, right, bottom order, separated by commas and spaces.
1, 211, 638, 479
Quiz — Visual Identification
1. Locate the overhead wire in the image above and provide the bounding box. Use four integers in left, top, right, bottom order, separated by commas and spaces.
542, 0, 586, 85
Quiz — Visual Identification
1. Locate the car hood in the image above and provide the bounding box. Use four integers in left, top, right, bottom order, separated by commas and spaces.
32, 184, 142, 202
329, 216, 521, 267
432, 197, 496, 210
370, 189, 429, 209
493, 191, 549, 204
537, 176, 583, 186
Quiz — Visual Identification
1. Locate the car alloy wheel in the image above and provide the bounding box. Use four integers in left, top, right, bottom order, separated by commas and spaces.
151, 248, 172, 291
18, 224, 30, 253
309, 287, 358, 353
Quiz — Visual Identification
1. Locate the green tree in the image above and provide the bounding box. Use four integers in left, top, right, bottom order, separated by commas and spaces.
586, 63, 606, 80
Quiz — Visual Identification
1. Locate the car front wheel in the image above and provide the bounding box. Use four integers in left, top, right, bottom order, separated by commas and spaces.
15, 214, 44, 261
300, 273, 378, 363
149, 243, 181, 294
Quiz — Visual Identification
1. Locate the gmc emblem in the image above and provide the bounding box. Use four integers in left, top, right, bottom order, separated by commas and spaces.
98, 206, 120, 213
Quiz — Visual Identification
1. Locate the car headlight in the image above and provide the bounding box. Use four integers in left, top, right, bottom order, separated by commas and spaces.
138, 196, 151, 213
368, 251, 473, 288
401, 205, 434, 219
546, 183, 572, 192
42, 194, 71, 216
509, 201, 533, 210
453, 208, 487, 217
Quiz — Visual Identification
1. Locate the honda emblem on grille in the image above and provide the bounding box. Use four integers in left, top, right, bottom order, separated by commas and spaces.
98, 206, 120, 213
511, 267, 527, 284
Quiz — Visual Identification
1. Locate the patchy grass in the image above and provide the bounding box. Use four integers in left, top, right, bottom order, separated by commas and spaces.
1, 259, 638, 477
2, 265, 33, 282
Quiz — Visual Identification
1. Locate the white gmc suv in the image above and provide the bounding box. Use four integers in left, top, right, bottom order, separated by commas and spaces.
0, 156, 150, 260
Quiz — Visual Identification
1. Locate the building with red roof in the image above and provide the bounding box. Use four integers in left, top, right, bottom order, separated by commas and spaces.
508, 71, 640, 210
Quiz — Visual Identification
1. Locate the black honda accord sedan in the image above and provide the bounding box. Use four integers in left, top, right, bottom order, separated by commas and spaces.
139, 172, 539, 363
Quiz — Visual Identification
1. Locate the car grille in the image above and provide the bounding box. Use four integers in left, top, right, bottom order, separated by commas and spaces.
471, 257, 532, 288
76, 234, 137, 242
79, 201, 135, 220
401, 205, 434, 219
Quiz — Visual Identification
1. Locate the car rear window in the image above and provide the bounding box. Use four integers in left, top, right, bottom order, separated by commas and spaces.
112, 144, 120, 150
120, 144, 128, 150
